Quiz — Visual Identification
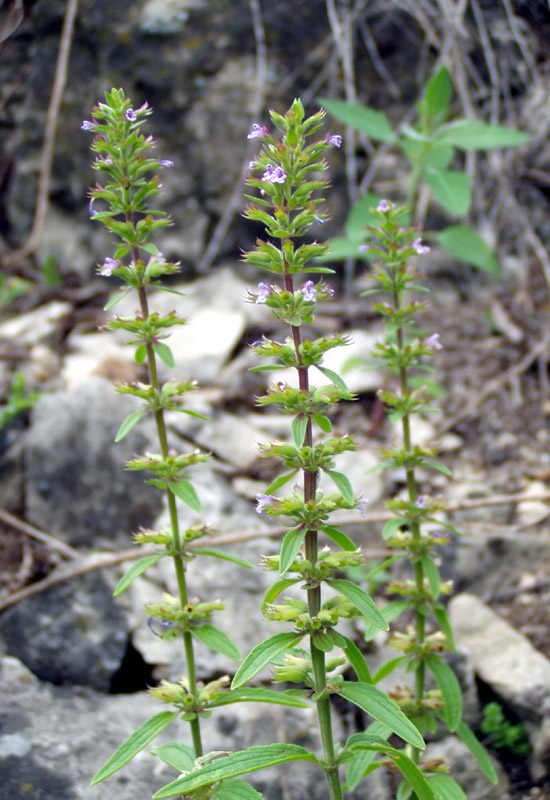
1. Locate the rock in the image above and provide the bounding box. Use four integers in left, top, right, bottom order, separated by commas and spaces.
24, 376, 162, 548
449, 593, 550, 720
0, 301, 71, 348
0, 653, 346, 800
0, 571, 127, 690
516, 480, 550, 527
423, 735, 510, 800
194, 411, 271, 470
60, 331, 139, 391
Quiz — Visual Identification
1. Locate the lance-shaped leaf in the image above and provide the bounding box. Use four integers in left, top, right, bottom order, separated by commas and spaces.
364, 601, 409, 642
420, 555, 440, 600
262, 578, 301, 609
320, 98, 394, 142
425, 655, 462, 731
291, 414, 308, 446
115, 409, 147, 442
390, 750, 435, 800
338, 682, 425, 749
104, 289, 131, 311
193, 549, 255, 569
433, 604, 456, 651
153, 744, 318, 797
345, 721, 390, 789
422, 169, 471, 215
90, 711, 178, 784
323, 470, 355, 504
214, 780, 265, 800
191, 624, 241, 661
232, 632, 304, 688
340, 635, 372, 683
315, 365, 349, 392
152, 341, 176, 369
113, 553, 163, 596
280, 527, 306, 575
438, 225, 498, 275
427, 774, 467, 800
168, 479, 202, 512
320, 525, 357, 551
453, 720, 498, 783
328, 579, 388, 631
265, 470, 297, 494
150, 742, 195, 772
435, 119, 529, 150
212, 687, 309, 709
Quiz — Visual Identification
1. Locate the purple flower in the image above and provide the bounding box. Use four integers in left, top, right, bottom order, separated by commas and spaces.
327, 133, 342, 148
412, 237, 430, 254
423, 333, 443, 351
313, 215, 325, 225
81, 120, 96, 131
125, 108, 137, 122
357, 497, 370, 518
358, 243, 372, 253
256, 282, 272, 303
99, 257, 118, 277
89, 198, 98, 217
247, 123, 266, 139
256, 493, 276, 513
160, 160, 174, 167
262, 164, 287, 184
415, 496, 428, 509
301, 280, 317, 302
377, 199, 391, 213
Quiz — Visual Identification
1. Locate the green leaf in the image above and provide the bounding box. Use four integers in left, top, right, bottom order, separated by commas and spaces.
422, 460, 453, 477
214, 779, 265, 800
169, 480, 202, 512
265, 471, 297, 494
391, 750, 435, 800
320, 525, 357, 551
140, 242, 160, 256
320, 98, 394, 142
345, 193, 383, 239
115, 409, 147, 442
372, 655, 408, 684
113, 553, 162, 596
438, 224, 498, 275
262, 578, 301, 609
191, 624, 241, 661
364, 601, 409, 642
454, 720, 498, 784
421, 555, 440, 600
212, 687, 309, 709
433, 605, 456, 651
315, 365, 349, 392
150, 742, 195, 772
346, 722, 390, 788
422, 66, 452, 125
316, 236, 369, 262
422, 169, 471, 215
339, 682, 425, 749
328, 579, 388, 631
426, 655, 462, 731
152, 341, 176, 370
153, 744, 318, 797
280, 527, 307, 575
90, 711, 178, 784
382, 518, 406, 540
291, 415, 308, 447
312, 413, 332, 433
340, 635, 372, 683
232, 632, 304, 688
436, 119, 529, 150
323, 470, 354, 503
193, 549, 255, 569
104, 289, 131, 311
427, 774, 467, 800
134, 344, 147, 365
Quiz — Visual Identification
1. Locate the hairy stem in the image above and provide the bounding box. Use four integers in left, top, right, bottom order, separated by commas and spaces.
135, 258, 203, 758
283, 269, 343, 800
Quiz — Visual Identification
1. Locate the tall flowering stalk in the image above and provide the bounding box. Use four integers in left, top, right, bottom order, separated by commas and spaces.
84, 90, 305, 793
360, 199, 499, 798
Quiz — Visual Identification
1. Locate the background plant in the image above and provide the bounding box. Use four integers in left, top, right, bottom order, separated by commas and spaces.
81, 90, 309, 794
480, 701, 530, 758
320, 66, 529, 277
357, 198, 499, 799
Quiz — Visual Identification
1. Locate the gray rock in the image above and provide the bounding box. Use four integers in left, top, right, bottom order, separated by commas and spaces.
449, 593, 550, 720
423, 735, 510, 800
24, 377, 162, 548
0, 570, 128, 691
0, 654, 345, 800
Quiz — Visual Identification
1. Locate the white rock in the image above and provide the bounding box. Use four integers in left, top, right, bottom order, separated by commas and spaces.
0, 301, 71, 347
449, 593, 550, 718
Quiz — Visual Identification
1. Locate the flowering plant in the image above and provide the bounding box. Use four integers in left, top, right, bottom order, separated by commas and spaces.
84, 89, 309, 794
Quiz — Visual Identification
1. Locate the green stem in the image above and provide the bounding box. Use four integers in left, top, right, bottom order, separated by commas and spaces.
283, 269, 343, 800
136, 275, 203, 758
392, 274, 424, 769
